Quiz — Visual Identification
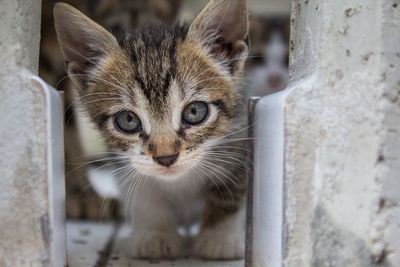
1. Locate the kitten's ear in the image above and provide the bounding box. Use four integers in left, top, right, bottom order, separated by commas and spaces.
188, 0, 249, 74
54, 3, 119, 90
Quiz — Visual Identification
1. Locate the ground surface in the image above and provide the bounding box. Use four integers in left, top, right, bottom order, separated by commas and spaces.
67, 221, 244, 267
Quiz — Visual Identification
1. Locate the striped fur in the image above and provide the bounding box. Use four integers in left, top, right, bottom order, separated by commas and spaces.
55, 0, 249, 260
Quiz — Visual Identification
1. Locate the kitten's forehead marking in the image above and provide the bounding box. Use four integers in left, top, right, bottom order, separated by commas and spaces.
122, 25, 188, 114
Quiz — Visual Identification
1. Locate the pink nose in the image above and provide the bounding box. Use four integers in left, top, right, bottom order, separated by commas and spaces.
153, 153, 179, 167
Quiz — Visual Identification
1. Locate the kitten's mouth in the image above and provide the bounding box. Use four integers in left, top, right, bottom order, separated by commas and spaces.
132, 162, 187, 179
156, 165, 180, 175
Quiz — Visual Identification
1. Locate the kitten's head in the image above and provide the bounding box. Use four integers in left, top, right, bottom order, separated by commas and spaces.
54, 0, 248, 180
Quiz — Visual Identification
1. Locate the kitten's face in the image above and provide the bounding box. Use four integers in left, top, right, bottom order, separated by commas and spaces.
54, 0, 249, 180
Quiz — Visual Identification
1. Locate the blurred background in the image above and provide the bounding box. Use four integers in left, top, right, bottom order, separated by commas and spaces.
38, 0, 292, 220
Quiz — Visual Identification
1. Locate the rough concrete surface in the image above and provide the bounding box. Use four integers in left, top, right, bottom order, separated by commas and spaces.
0, 65, 48, 266
0, 0, 42, 74
0, 70, 65, 267
282, 0, 400, 266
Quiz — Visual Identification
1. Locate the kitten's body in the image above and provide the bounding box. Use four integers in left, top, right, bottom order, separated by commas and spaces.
54, 0, 249, 260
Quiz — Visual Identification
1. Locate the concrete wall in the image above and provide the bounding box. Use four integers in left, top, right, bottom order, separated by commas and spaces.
0, 1, 65, 266
283, 0, 400, 266
0, 0, 42, 73
0, 69, 48, 267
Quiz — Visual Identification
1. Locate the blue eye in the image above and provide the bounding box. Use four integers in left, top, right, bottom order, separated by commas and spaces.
182, 101, 208, 125
115, 111, 141, 133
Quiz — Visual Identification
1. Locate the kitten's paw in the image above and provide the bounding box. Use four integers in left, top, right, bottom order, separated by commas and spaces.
192, 230, 245, 260
117, 230, 183, 259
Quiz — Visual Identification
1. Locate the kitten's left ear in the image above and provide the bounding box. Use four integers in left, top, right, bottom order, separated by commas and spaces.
188, 0, 249, 74
54, 3, 119, 91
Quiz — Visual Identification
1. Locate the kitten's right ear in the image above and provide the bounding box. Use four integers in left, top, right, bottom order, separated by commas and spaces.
188, 0, 249, 74
54, 3, 118, 90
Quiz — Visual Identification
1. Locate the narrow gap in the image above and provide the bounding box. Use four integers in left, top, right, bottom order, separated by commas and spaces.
94, 222, 121, 267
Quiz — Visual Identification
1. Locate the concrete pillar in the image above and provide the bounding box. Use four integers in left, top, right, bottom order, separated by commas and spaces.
0, 0, 42, 73
0, 0, 66, 266
251, 0, 400, 266
284, 0, 400, 266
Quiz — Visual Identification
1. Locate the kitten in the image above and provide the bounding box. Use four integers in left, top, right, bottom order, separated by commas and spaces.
54, 0, 249, 260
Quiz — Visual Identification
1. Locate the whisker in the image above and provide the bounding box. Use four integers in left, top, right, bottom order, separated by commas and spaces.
211, 145, 250, 152
66, 156, 130, 178
207, 150, 248, 159
64, 91, 123, 115
76, 151, 126, 159
204, 154, 249, 169
196, 164, 226, 203
200, 160, 240, 185
57, 73, 128, 93
202, 123, 255, 148
198, 162, 235, 205
78, 97, 122, 106
123, 167, 141, 222
204, 137, 254, 148
99, 164, 133, 221
129, 171, 145, 224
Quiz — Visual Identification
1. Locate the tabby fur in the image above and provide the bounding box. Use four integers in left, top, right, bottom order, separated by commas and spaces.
54, 0, 249, 259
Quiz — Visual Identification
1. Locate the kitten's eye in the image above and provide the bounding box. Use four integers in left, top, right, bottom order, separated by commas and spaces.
114, 111, 141, 133
182, 101, 208, 125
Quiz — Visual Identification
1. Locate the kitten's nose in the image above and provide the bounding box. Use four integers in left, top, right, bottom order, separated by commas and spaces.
153, 153, 179, 167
